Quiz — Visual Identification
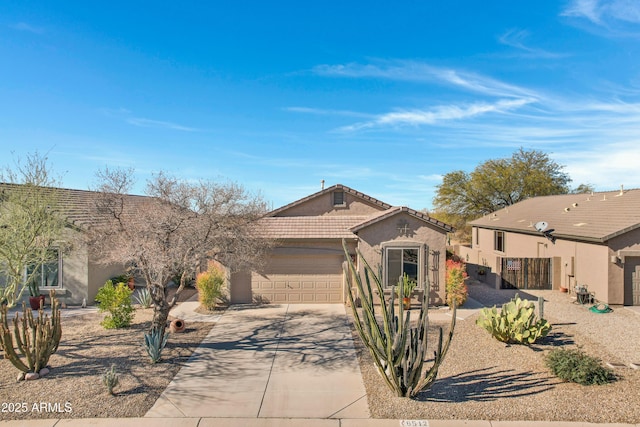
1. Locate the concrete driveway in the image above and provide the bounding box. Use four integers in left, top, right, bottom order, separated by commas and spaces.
145, 304, 369, 419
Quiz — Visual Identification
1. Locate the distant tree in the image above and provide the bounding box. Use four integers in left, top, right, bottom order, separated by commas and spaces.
86, 168, 271, 341
571, 183, 595, 194
433, 148, 572, 243
0, 152, 67, 307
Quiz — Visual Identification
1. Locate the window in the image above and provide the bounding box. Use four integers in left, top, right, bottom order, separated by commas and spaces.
385, 247, 419, 288
333, 190, 345, 206
494, 231, 505, 252
26, 249, 61, 288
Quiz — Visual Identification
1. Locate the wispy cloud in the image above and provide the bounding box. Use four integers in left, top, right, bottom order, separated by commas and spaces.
312, 60, 540, 99
498, 29, 566, 58
283, 106, 373, 118
100, 107, 200, 132
126, 117, 200, 132
562, 0, 640, 34
555, 141, 640, 189
10, 22, 44, 34
338, 98, 535, 131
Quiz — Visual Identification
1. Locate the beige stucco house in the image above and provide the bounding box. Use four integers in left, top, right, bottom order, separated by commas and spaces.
458, 188, 640, 306
229, 184, 454, 305
0, 184, 137, 306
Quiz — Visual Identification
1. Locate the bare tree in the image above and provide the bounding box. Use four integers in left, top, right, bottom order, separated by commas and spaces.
86, 168, 271, 338
0, 152, 67, 307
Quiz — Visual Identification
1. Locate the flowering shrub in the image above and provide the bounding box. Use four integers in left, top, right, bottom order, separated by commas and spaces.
446, 259, 468, 308
196, 263, 226, 310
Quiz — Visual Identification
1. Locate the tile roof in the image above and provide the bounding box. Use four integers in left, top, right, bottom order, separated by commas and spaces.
0, 183, 152, 229
470, 188, 640, 242
257, 208, 454, 239
256, 216, 367, 239
259, 184, 455, 239
266, 184, 391, 216
350, 206, 454, 233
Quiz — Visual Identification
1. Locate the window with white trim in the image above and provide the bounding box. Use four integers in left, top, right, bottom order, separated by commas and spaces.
26, 248, 61, 288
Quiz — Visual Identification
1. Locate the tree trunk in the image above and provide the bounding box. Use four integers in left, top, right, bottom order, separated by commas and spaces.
150, 289, 170, 337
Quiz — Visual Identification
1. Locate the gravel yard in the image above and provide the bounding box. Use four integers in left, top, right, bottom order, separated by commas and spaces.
353, 280, 640, 423
0, 288, 214, 421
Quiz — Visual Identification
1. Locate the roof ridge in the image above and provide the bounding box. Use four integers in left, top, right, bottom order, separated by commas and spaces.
266, 183, 392, 216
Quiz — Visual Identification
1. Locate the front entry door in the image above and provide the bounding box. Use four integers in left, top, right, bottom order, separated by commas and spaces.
624, 257, 640, 306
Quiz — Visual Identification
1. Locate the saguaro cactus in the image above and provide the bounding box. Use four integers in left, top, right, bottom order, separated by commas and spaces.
343, 240, 456, 398
0, 290, 62, 374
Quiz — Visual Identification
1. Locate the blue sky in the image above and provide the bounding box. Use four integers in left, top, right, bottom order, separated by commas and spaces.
2, 1, 640, 210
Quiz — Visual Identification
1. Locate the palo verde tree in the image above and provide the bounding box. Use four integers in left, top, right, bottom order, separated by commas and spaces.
0, 152, 67, 307
433, 148, 574, 243
86, 168, 271, 340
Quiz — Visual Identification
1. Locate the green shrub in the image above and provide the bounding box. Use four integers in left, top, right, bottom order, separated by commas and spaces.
476, 294, 551, 345
95, 280, 134, 329
446, 259, 468, 307
545, 348, 614, 385
196, 264, 225, 310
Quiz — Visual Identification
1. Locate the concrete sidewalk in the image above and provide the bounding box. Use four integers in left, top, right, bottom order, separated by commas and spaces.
2, 417, 639, 426
146, 303, 369, 419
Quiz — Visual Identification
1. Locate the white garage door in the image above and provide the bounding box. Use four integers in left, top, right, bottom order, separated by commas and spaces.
252, 254, 344, 303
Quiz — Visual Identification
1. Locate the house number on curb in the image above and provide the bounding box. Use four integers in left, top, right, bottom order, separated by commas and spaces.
400, 421, 429, 427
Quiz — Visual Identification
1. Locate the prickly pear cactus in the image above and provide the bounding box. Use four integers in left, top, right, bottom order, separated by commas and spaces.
476, 294, 550, 345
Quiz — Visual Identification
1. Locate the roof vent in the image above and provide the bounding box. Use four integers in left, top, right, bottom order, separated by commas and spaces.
617, 185, 624, 197
602, 194, 607, 201
572, 203, 579, 207
564, 207, 571, 212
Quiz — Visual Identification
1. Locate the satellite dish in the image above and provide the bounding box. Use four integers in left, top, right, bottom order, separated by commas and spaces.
534, 221, 548, 232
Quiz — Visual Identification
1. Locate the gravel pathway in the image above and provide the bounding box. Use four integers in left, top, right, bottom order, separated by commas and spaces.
351, 280, 640, 423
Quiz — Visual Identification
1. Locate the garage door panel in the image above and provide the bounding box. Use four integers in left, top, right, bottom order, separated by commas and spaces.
252, 254, 344, 304
252, 276, 342, 302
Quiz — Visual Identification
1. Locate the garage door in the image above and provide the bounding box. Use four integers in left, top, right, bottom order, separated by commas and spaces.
252, 254, 344, 303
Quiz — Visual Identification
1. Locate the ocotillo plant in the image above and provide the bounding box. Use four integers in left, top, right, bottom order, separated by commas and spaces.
342, 240, 456, 398
0, 290, 62, 374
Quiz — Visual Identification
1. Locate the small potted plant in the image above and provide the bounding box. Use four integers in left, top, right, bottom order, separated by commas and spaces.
395, 273, 417, 310
27, 279, 45, 310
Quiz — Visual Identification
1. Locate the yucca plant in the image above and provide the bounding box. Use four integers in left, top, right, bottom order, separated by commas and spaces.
343, 239, 456, 398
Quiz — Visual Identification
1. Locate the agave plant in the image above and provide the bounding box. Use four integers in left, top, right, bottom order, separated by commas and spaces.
143, 328, 169, 363
343, 239, 456, 398
133, 288, 153, 308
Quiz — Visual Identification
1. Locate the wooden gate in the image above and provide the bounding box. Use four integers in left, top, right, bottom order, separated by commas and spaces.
501, 258, 552, 290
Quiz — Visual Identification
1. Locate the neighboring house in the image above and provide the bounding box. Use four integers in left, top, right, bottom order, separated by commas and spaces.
229, 184, 454, 305
0, 184, 143, 306
459, 188, 640, 306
